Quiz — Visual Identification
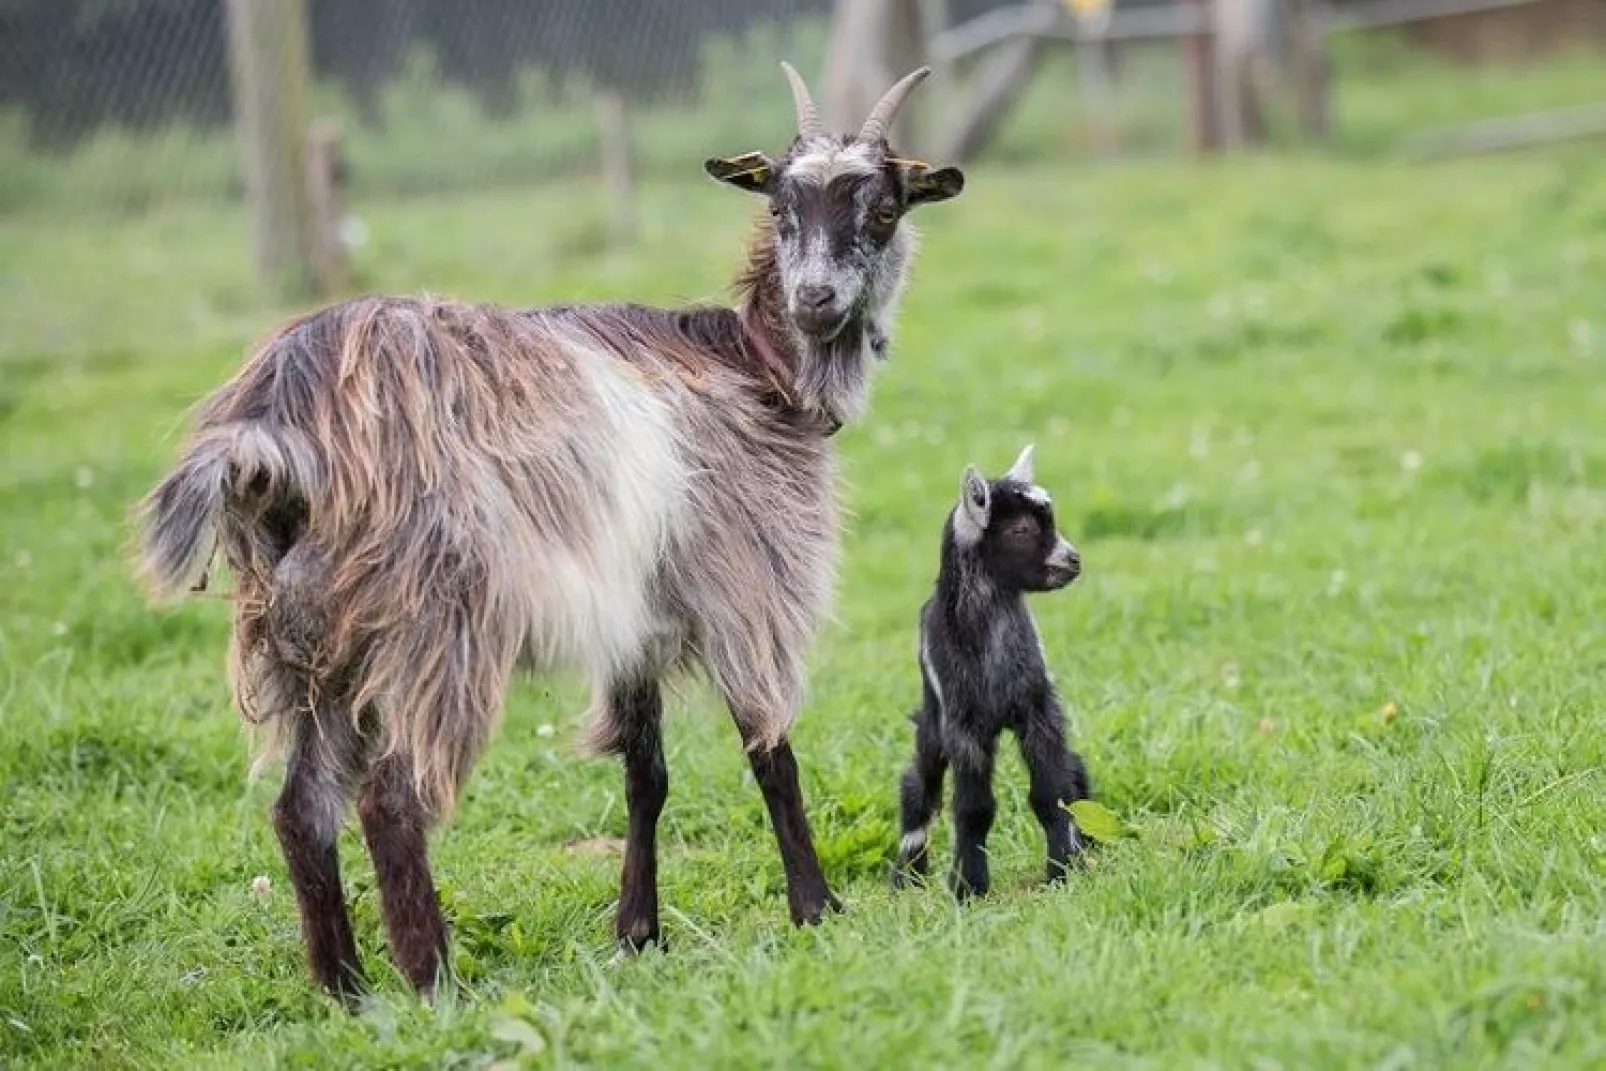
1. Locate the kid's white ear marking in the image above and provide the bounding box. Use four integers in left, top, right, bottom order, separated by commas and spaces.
1006, 443, 1035, 485
955, 463, 990, 544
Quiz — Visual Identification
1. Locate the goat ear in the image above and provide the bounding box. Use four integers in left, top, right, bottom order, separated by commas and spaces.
1006, 443, 1035, 485
705, 152, 777, 195
904, 165, 964, 207
956, 463, 991, 541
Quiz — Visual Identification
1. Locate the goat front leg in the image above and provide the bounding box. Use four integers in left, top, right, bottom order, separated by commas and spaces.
273, 702, 366, 1007
1018, 711, 1089, 885
604, 679, 668, 952
948, 745, 997, 902
735, 722, 842, 925
357, 753, 449, 998
893, 703, 947, 889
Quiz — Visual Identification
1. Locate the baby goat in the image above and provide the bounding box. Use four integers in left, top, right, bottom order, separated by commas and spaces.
892, 446, 1092, 898
134, 63, 964, 1006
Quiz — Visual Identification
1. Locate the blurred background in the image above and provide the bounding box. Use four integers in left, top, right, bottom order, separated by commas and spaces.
3, 0, 1603, 302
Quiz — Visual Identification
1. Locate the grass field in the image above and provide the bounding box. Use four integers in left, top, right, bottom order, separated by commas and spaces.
5, 80, 1606, 1067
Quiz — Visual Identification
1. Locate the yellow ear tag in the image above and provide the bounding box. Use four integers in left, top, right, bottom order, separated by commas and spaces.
888, 156, 931, 175
722, 150, 771, 183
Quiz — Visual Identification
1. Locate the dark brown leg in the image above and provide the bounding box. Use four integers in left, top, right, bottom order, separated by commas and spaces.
740, 728, 842, 925
272, 710, 365, 1006
608, 679, 668, 951
356, 754, 448, 998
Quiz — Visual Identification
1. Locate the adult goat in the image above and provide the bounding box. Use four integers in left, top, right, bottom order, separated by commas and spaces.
134, 62, 964, 1005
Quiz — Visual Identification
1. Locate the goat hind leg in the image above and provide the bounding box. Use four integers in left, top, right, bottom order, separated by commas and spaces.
1018, 714, 1088, 885
893, 707, 947, 889
272, 697, 367, 1006
357, 753, 449, 998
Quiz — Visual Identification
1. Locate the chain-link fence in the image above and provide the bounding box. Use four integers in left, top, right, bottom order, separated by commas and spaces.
3, 0, 1602, 222
0, 0, 852, 214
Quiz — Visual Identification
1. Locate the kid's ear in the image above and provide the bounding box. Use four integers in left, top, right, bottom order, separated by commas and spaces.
705, 151, 778, 195
955, 464, 991, 543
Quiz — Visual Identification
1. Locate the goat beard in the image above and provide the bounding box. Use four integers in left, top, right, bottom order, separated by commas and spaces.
792, 318, 873, 428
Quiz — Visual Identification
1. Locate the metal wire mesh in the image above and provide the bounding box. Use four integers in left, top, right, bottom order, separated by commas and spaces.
2, 0, 1596, 220
0, 0, 857, 215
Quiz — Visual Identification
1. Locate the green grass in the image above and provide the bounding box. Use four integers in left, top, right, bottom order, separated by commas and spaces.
5, 82, 1606, 1068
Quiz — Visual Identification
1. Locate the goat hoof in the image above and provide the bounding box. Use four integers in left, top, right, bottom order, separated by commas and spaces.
329, 974, 371, 1015
615, 924, 663, 956
891, 858, 930, 891
791, 888, 843, 926
948, 871, 988, 903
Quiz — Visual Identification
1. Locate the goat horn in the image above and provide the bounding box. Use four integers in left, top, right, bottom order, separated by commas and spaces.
858, 66, 931, 143
780, 61, 825, 139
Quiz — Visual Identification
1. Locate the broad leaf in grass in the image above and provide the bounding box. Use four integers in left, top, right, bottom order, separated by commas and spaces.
1068, 800, 1131, 843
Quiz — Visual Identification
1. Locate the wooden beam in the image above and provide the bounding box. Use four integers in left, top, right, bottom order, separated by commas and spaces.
1402, 102, 1606, 158
930, 2, 1208, 64
1325, 0, 1540, 32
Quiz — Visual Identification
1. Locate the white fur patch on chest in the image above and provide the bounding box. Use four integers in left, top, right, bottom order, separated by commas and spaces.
919, 632, 945, 715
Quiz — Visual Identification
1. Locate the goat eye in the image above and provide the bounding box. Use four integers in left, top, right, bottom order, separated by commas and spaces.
768, 202, 783, 218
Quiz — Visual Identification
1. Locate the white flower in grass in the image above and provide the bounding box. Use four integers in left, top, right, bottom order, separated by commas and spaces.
1222, 663, 1241, 690
1327, 569, 1347, 596
51, 622, 68, 637
1244, 528, 1264, 547
251, 875, 272, 897
1017, 307, 1046, 340
1400, 450, 1423, 473
536, 723, 556, 739
1569, 319, 1594, 353
13, 550, 32, 570
74, 467, 94, 489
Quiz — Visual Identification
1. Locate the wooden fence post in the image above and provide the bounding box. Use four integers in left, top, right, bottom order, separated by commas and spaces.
306, 119, 350, 296
595, 86, 638, 248
225, 0, 319, 302
1180, 0, 1222, 154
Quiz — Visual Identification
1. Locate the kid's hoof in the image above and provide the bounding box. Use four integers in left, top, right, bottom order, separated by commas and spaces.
948, 871, 989, 903
891, 864, 924, 891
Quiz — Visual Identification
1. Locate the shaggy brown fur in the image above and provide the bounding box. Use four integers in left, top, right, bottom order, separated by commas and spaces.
133, 61, 963, 1005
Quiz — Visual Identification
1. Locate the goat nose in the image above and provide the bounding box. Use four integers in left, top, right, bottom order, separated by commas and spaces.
798, 284, 836, 310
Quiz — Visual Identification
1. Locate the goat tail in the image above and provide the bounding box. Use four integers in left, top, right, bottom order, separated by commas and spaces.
134, 421, 321, 602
